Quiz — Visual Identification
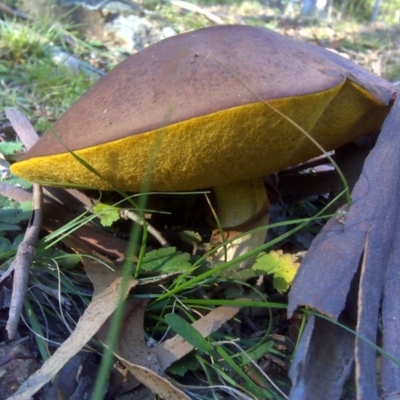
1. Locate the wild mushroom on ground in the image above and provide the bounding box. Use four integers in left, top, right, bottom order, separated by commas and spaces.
10, 25, 394, 270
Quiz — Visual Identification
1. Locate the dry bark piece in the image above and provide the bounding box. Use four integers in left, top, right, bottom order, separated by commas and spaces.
289, 316, 355, 400
381, 210, 400, 397
288, 92, 400, 399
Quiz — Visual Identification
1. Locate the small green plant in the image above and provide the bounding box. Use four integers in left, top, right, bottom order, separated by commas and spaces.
253, 250, 300, 293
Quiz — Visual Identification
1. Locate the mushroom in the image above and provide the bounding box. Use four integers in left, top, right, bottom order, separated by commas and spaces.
10, 25, 394, 270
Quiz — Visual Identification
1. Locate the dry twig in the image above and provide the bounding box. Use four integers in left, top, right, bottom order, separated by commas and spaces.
168, 0, 225, 25
0, 2, 30, 20
6, 183, 43, 339
120, 209, 170, 247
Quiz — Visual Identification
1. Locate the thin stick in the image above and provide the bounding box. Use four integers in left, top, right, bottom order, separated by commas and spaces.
6, 183, 43, 339
168, 0, 225, 25
120, 209, 170, 247
0, 2, 30, 20
5, 108, 39, 151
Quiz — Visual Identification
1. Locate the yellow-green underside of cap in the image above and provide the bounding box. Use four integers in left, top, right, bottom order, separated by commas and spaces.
11, 78, 387, 192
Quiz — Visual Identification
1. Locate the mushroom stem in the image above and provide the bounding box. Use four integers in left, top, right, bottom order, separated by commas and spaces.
211, 178, 269, 271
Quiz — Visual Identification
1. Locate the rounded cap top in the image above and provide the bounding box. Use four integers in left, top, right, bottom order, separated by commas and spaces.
12, 25, 395, 191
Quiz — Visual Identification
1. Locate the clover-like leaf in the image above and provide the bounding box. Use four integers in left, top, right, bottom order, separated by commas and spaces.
252, 250, 300, 292
141, 247, 191, 273
93, 202, 120, 227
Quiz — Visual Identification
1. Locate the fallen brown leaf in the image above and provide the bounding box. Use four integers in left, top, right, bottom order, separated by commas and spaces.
97, 298, 160, 393
116, 357, 190, 400
289, 315, 355, 399
154, 304, 241, 370
97, 299, 190, 400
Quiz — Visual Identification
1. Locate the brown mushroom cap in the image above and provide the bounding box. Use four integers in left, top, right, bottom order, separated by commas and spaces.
11, 25, 395, 191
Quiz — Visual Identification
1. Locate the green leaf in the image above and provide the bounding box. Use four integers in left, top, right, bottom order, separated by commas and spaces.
165, 313, 214, 354
244, 341, 275, 363
0, 196, 32, 259
0, 236, 13, 253
93, 202, 120, 227
7, 175, 33, 190
166, 354, 199, 376
50, 251, 82, 270
87, 39, 103, 47
0, 142, 24, 156
0, 197, 32, 225
0, 223, 22, 231
252, 250, 300, 292
224, 286, 265, 302
19, 200, 33, 212
141, 247, 191, 273
0, 195, 19, 209
0, 64, 9, 74
0, 196, 32, 242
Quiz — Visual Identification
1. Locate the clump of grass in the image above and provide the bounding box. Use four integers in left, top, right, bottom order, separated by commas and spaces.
0, 18, 102, 133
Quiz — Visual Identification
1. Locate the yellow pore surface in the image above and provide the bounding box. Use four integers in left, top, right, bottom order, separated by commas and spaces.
11, 79, 387, 192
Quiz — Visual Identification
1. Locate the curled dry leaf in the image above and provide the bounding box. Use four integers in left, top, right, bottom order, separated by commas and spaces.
97, 299, 190, 399
97, 298, 162, 392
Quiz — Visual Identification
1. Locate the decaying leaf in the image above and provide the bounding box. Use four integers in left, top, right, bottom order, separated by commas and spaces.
0, 340, 38, 399
98, 299, 191, 399
97, 297, 162, 393
97, 300, 190, 399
